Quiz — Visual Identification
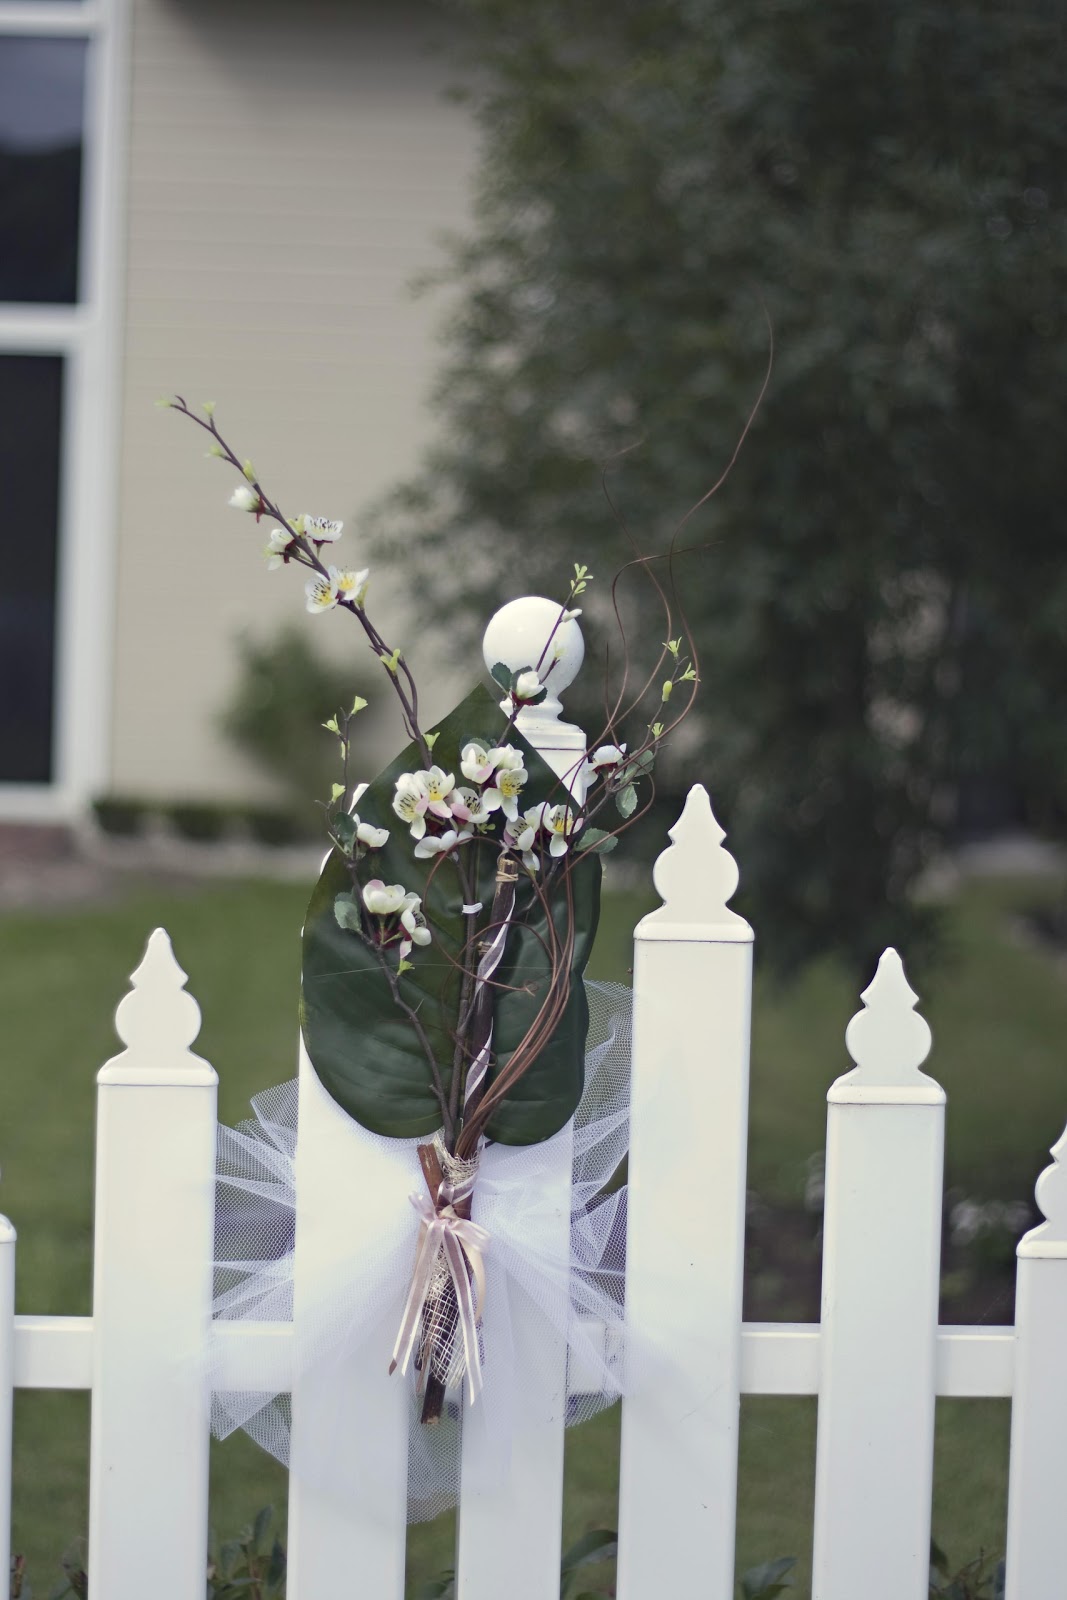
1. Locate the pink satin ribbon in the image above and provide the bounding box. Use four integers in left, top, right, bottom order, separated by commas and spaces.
390, 1194, 490, 1405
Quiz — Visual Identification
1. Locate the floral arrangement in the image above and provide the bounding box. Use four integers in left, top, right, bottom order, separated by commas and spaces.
170, 397, 699, 1431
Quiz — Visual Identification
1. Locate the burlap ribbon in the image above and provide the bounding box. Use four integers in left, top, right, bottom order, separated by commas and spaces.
389, 1174, 489, 1405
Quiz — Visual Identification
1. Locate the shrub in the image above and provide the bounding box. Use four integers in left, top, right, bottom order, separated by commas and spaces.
90, 797, 150, 837
168, 802, 230, 842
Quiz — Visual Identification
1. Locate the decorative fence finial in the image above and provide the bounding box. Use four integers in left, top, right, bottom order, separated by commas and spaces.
639, 784, 750, 935
1021, 1122, 1067, 1251
99, 928, 217, 1085
482, 594, 588, 788
836, 948, 938, 1094
482, 594, 584, 714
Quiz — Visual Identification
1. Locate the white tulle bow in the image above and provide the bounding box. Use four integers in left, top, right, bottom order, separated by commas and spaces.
209, 980, 633, 1523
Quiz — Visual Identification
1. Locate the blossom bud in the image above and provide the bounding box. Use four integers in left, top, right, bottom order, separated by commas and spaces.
513, 669, 542, 701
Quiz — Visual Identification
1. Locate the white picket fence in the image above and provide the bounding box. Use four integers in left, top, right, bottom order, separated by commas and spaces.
1, 795, 1066, 1599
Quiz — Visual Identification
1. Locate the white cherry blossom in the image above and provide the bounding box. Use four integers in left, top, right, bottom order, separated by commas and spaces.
229, 484, 259, 512
541, 802, 581, 857
355, 819, 389, 850
305, 571, 340, 613
400, 894, 432, 947
512, 669, 542, 701
591, 742, 627, 768
450, 785, 492, 825
460, 742, 496, 784
302, 515, 343, 543
264, 527, 294, 570
413, 825, 472, 860
579, 742, 628, 787
392, 772, 429, 839
335, 567, 369, 607
362, 880, 408, 916
420, 766, 457, 819
505, 807, 542, 873
512, 806, 542, 851
483, 762, 528, 820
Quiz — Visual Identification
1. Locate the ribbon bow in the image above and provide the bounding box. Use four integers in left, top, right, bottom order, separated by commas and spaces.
390, 1191, 490, 1405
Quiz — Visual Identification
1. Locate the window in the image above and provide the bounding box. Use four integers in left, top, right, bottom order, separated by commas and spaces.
0, 0, 126, 814
0, 35, 87, 303
0, 354, 64, 781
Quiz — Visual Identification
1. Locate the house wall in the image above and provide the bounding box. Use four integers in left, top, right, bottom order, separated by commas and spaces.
112, 0, 477, 802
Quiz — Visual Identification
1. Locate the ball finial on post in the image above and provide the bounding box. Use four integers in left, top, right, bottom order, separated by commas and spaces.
482, 596, 588, 795
482, 596, 584, 709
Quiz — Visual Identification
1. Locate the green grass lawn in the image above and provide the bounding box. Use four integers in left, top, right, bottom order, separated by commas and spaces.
1, 870, 1064, 1593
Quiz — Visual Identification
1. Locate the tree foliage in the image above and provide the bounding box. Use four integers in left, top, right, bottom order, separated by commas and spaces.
375, 0, 1067, 975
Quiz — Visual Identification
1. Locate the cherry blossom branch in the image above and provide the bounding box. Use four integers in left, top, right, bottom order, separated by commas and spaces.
167, 398, 432, 766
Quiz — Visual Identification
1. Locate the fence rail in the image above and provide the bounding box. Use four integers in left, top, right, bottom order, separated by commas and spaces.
0, 785, 1065, 1599
4, 1314, 1021, 1398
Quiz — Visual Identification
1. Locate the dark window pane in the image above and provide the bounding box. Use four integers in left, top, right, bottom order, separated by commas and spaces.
0, 37, 86, 304
0, 355, 62, 782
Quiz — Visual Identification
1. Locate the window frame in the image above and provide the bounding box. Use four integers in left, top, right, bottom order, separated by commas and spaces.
0, 0, 129, 819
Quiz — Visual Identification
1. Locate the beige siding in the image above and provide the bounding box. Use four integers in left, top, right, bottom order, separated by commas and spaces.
113, 0, 476, 800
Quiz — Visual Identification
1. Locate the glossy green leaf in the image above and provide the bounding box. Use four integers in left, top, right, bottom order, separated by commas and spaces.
301, 682, 601, 1143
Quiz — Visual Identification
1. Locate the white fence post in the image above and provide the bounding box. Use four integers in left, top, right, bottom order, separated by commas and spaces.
811, 949, 943, 1600
289, 595, 591, 1600
455, 596, 589, 1600
286, 1041, 411, 1600
616, 785, 753, 1600
88, 929, 218, 1600
1004, 1121, 1067, 1597
0, 1211, 14, 1590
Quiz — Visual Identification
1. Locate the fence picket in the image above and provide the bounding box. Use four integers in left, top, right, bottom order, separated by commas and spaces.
811, 949, 943, 1600
87, 929, 218, 1600
286, 1040, 409, 1600
454, 629, 590, 1600
453, 1145, 570, 1600
616, 786, 753, 1600
1004, 1121, 1067, 1596
0, 1213, 14, 1591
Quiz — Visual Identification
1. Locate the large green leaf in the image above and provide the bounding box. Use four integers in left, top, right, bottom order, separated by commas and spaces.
300, 682, 601, 1143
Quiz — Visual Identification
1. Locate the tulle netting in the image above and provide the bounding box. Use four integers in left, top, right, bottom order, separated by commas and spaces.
209, 981, 631, 1521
